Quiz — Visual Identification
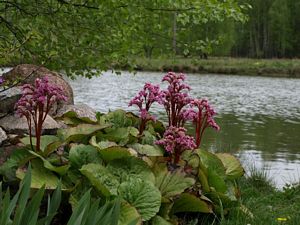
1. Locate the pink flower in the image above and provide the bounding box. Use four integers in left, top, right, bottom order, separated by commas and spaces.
129, 82, 163, 133
161, 72, 192, 127
155, 126, 196, 154
15, 76, 67, 152
0, 76, 4, 85
187, 99, 220, 147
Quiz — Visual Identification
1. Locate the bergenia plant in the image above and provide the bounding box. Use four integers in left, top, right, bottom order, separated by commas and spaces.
15, 76, 67, 152
128, 82, 164, 134
162, 72, 193, 127
129, 71, 220, 165
155, 126, 196, 164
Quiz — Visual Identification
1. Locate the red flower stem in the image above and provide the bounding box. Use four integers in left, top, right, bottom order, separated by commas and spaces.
36, 104, 44, 152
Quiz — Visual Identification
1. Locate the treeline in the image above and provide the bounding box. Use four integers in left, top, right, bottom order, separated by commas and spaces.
144, 0, 300, 59
230, 0, 300, 58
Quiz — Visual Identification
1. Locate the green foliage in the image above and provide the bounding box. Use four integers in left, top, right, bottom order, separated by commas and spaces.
0, 166, 62, 225
1, 108, 245, 224
0, 0, 247, 75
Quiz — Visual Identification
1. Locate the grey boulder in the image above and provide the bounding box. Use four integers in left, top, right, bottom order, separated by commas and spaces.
55, 104, 97, 122
0, 114, 60, 135
0, 127, 7, 146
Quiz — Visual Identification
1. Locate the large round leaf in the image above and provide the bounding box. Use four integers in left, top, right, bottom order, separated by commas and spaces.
196, 149, 226, 177
80, 163, 120, 196
104, 109, 136, 127
216, 153, 245, 180
16, 159, 61, 189
207, 169, 227, 193
21, 135, 59, 152
99, 146, 134, 162
107, 157, 155, 184
101, 127, 139, 145
171, 193, 213, 214
29, 151, 70, 176
58, 124, 110, 142
118, 178, 161, 221
69, 144, 102, 168
129, 143, 164, 157
154, 164, 195, 200
90, 136, 136, 161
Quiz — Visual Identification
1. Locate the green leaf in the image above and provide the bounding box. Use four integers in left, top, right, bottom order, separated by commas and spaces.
171, 193, 213, 214
154, 164, 195, 200
129, 143, 164, 157
58, 124, 110, 143
119, 201, 142, 225
16, 159, 61, 189
29, 151, 70, 176
69, 144, 102, 168
198, 168, 210, 192
151, 216, 173, 225
99, 146, 134, 162
60, 111, 97, 124
0, 148, 33, 181
101, 127, 139, 145
196, 149, 226, 177
107, 157, 155, 184
216, 153, 244, 180
20, 135, 60, 152
80, 163, 120, 197
104, 109, 135, 127
207, 169, 227, 193
140, 131, 157, 145
118, 178, 161, 221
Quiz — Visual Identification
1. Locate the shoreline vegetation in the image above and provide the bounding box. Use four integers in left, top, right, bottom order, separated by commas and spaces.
220, 171, 300, 225
123, 57, 300, 78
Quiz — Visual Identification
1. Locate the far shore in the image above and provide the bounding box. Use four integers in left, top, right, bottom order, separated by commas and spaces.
2, 57, 300, 78
120, 57, 300, 78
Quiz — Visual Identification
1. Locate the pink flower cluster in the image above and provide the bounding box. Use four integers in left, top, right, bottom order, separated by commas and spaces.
129, 71, 220, 163
128, 82, 164, 133
181, 99, 220, 147
16, 77, 67, 118
155, 126, 196, 153
162, 72, 193, 127
15, 76, 67, 152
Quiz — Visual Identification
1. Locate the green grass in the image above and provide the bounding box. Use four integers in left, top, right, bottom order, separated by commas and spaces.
180, 169, 300, 225
131, 57, 300, 78
220, 171, 300, 225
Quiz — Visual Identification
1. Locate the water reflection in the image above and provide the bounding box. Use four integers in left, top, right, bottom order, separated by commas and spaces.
68, 71, 300, 188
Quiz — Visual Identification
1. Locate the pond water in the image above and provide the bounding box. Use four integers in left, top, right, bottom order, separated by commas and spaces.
68, 71, 299, 188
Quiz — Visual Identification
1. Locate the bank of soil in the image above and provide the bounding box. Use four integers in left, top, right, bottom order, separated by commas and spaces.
123, 57, 300, 78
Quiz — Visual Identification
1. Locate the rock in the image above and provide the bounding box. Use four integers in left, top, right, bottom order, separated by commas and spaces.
0, 86, 22, 115
0, 127, 7, 146
2, 64, 74, 115
55, 104, 97, 122
0, 114, 60, 135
